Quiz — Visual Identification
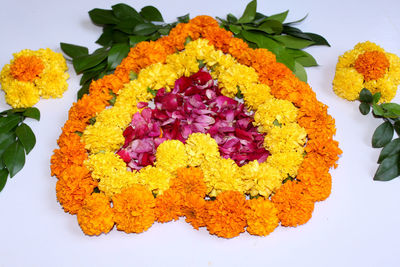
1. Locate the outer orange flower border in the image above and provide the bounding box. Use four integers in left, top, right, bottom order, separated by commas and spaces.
51, 16, 342, 234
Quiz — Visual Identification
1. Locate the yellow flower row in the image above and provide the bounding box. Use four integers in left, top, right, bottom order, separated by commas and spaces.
82, 39, 307, 198
0, 48, 69, 108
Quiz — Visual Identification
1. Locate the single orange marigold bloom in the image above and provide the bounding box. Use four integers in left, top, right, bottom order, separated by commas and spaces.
271, 180, 314, 227
77, 193, 114, 236
10, 55, 44, 81
182, 195, 207, 230
354, 50, 390, 81
170, 167, 207, 199
112, 184, 155, 233
154, 189, 183, 223
245, 198, 279, 236
205, 191, 247, 238
56, 165, 98, 214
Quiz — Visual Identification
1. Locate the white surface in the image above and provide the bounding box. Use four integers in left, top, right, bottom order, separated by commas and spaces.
1, 0, 400, 266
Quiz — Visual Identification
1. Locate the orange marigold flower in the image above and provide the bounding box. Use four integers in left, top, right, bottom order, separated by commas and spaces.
202, 26, 233, 53
170, 167, 207, 199
10, 55, 44, 81
154, 189, 183, 223
228, 38, 252, 66
245, 198, 279, 236
189, 15, 219, 29
56, 165, 98, 214
182, 195, 207, 230
77, 193, 114, 236
297, 153, 332, 202
354, 50, 390, 81
68, 94, 106, 123
112, 184, 155, 233
271, 180, 314, 227
205, 191, 247, 238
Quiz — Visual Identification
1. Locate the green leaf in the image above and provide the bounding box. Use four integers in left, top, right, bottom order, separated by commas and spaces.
147, 87, 157, 96
229, 25, 242, 35
0, 115, 21, 134
374, 153, 400, 181
129, 71, 138, 80
107, 43, 130, 70
0, 169, 8, 192
77, 82, 90, 100
394, 121, 400, 136
133, 23, 158, 35
73, 48, 108, 73
284, 14, 308, 25
273, 119, 282, 127
359, 102, 371, 115
381, 103, 400, 117
96, 26, 114, 46
237, 0, 257, 23
241, 30, 281, 53
23, 108, 40, 121
268, 10, 289, 23
227, 13, 237, 23
236, 88, 243, 99
292, 51, 318, 67
89, 8, 119, 25
372, 121, 394, 148
293, 61, 307, 82
140, 6, 164, 22
3, 141, 25, 178
304, 32, 330, 47
275, 48, 296, 71
373, 92, 381, 104
129, 36, 148, 47
112, 3, 142, 21
378, 138, 400, 163
271, 35, 315, 49
112, 29, 130, 43
373, 104, 385, 117
0, 132, 16, 156
258, 20, 283, 34
359, 88, 373, 103
177, 14, 190, 23
114, 20, 137, 34
158, 26, 171, 36
15, 123, 36, 155
60, 43, 89, 59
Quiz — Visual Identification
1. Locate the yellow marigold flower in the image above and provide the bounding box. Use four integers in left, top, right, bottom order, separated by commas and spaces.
184, 38, 215, 60
263, 123, 307, 154
138, 165, 172, 196
253, 98, 299, 133
155, 140, 188, 174
166, 52, 199, 78
185, 133, 220, 167
82, 124, 124, 153
218, 64, 259, 98
242, 83, 272, 111
245, 198, 279, 236
0, 48, 69, 108
77, 193, 114, 236
112, 184, 156, 233
123, 79, 154, 103
240, 161, 284, 197
85, 152, 138, 197
94, 106, 132, 129
333, 41, 400, 102
267, 151, 304, 178
201, 158, 243, 197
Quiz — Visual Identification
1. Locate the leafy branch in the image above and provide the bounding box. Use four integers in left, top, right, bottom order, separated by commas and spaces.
358, 89, 400, 181
0, 107, 40, 192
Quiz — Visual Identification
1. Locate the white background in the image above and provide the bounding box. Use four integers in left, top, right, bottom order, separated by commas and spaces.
1, 0, 400, 266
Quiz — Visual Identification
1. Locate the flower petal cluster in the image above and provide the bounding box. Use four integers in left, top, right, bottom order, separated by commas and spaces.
333, 41, 400, 102
0, 48, 69, 107
51, 15, 341, 237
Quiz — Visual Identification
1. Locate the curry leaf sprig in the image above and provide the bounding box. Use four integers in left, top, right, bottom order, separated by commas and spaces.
358, 88, 400, 181
61, 3, 189, 99
217, 0, 330, 82
0, 107, 40, 192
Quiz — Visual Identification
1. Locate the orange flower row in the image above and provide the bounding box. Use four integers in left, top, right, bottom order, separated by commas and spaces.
51, 15, 341, 236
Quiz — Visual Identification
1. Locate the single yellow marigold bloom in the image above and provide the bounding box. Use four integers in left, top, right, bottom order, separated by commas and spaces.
155, 140, 188, 174
246, 198, 279, 236
112, 184, 156, 233
0, 48, 69, 108
254, 98, 298, 133
77, 193, 114, 236
267, 151, 304, 178
137, 165, 172, 196
333, 41, 400, 102
82, 124, 124, 153
185, 133, 220, 167
242, 83, 272, 111
263, 123, 307, 154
